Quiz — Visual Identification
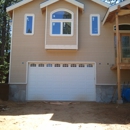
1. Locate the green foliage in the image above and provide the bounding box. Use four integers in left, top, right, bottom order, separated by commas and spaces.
0, 56, 9, 83
0, 0, 21, 83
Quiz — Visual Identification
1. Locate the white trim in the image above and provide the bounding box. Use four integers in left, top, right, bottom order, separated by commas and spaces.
76, 7, 78, 49
8, 10, 14, 84
45, 45, 78, 49
24, 14, 35, 35
102, 1, 130, 25
91, 0, 109, 8
96, 84, 117, 86
90, 14, 100, 36
40, 0, 59, 9
6, 0, 33, 12
45, 7, 47, 49
102, 10, 109, 25
40, 0, 84, 9
50, 8, 74, 36
65, 0, 84, 9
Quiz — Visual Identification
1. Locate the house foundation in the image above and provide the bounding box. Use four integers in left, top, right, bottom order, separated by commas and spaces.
96, 85, 118, 103
9, 85, 26, 102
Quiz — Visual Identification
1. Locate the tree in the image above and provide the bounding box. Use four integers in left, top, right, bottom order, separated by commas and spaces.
0, 0, 21, 83
101, 0, 125, 5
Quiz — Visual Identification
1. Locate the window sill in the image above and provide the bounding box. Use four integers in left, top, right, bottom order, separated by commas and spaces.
45, 45, 78, 50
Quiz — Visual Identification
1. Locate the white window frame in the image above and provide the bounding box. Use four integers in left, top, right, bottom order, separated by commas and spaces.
24, 14, 35, 35
50, 9, 74, 36
90, 14, 100, 36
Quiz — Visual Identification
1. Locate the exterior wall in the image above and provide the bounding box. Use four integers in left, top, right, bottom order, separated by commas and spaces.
10, 0, 130, 87
46, 0, 77, 46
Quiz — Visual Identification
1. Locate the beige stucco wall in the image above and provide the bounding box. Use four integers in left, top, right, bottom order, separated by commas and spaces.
46, 0, 77, 46
10, 0, 130, 84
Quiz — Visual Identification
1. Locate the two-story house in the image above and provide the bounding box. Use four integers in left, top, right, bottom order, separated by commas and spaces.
6, 0, 130, 103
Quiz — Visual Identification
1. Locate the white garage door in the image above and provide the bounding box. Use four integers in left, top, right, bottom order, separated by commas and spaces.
27, 62, 96, 101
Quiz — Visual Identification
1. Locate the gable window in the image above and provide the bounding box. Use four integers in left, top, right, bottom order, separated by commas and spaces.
24, 14, 35, 35
90, 14, 100, 36
50, 9, 73, 36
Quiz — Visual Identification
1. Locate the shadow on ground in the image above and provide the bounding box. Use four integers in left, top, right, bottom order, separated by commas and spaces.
0, 101, 130, 125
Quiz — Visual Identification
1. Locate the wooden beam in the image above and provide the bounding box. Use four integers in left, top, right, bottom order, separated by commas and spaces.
118, 9, 130, 16
116, 12, 121, 101
111, 64, 117, 70
126, 5, 130, 9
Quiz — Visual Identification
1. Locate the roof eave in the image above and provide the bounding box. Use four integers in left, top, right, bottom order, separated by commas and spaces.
6, 0, 33, 13
102, 1, 130, 25
40, 0, 84, 10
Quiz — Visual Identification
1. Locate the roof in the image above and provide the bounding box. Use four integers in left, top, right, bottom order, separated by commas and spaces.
40, 0, 84, 9
6, 0, 33, 12
6, 0, 84, 13
102, 0, 130, 25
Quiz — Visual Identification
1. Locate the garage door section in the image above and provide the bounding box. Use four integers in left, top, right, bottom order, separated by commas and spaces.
27, 63, 96, 101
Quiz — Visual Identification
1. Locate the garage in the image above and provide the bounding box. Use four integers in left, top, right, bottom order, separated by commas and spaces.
27, 62, 96, 101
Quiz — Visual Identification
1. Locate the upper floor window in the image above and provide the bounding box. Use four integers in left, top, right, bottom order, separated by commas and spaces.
24, 14, 35, 35
50, 9, 73, 36
90, 14, 100, 36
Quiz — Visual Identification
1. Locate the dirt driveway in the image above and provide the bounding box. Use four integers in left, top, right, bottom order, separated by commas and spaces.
0, 100, 130, 130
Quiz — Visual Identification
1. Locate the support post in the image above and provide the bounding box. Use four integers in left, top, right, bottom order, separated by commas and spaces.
116, 12, 123, 104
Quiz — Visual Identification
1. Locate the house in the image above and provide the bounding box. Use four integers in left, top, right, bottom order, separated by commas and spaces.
6, 0, 130, 103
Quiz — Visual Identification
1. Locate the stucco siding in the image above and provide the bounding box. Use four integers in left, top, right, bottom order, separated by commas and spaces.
46, 0, 77, 46
10, 0, 130, 85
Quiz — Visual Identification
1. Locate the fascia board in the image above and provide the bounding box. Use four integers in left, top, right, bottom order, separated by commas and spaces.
40, 0, 59, 9
91, 0, 109, 8
6, 0, 33, 12
109, 0, 130, 12
102, 1, 130, 25
65, 0, 84, 9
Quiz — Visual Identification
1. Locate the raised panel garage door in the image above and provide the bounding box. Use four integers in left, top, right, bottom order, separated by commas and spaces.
27, 63, 96, 101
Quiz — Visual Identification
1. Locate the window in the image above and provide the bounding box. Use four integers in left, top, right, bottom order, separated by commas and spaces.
63, 64, 68, 67
121, 36, 130, 58
71, 64, 77, 67
39, 64, 44, 67
114, 24, 130, 31
47, 64, 52, 67
50, 9, 73, 36
90, 14, 100, 36
30, 63, 36, 67
24, 14, 34, 35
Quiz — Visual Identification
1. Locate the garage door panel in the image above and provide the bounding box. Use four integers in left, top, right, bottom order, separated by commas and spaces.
27, 63, 96, 101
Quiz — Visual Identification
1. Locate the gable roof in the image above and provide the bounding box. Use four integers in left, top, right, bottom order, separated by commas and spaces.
40, 0, 84, 10
102, 0, 130, 25
91, 0, 109, 8
6, 0, 33, 12
7, 0, 84, 13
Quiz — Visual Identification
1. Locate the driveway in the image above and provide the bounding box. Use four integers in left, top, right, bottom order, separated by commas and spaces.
0, 100, 130, 130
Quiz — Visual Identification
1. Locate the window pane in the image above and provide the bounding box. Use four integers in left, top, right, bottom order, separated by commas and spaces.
122, 36, 130, 58
52, 22, 61, 34
26, 16, 33, 33
92, 16, 98, 34
52, 11, 71, 19
63, 22, 71, 34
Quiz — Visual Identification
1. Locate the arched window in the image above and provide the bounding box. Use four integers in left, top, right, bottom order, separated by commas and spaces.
50, 9, 73, 36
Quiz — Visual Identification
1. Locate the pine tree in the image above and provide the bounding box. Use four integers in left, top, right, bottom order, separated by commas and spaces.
0, 0, 21, 83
